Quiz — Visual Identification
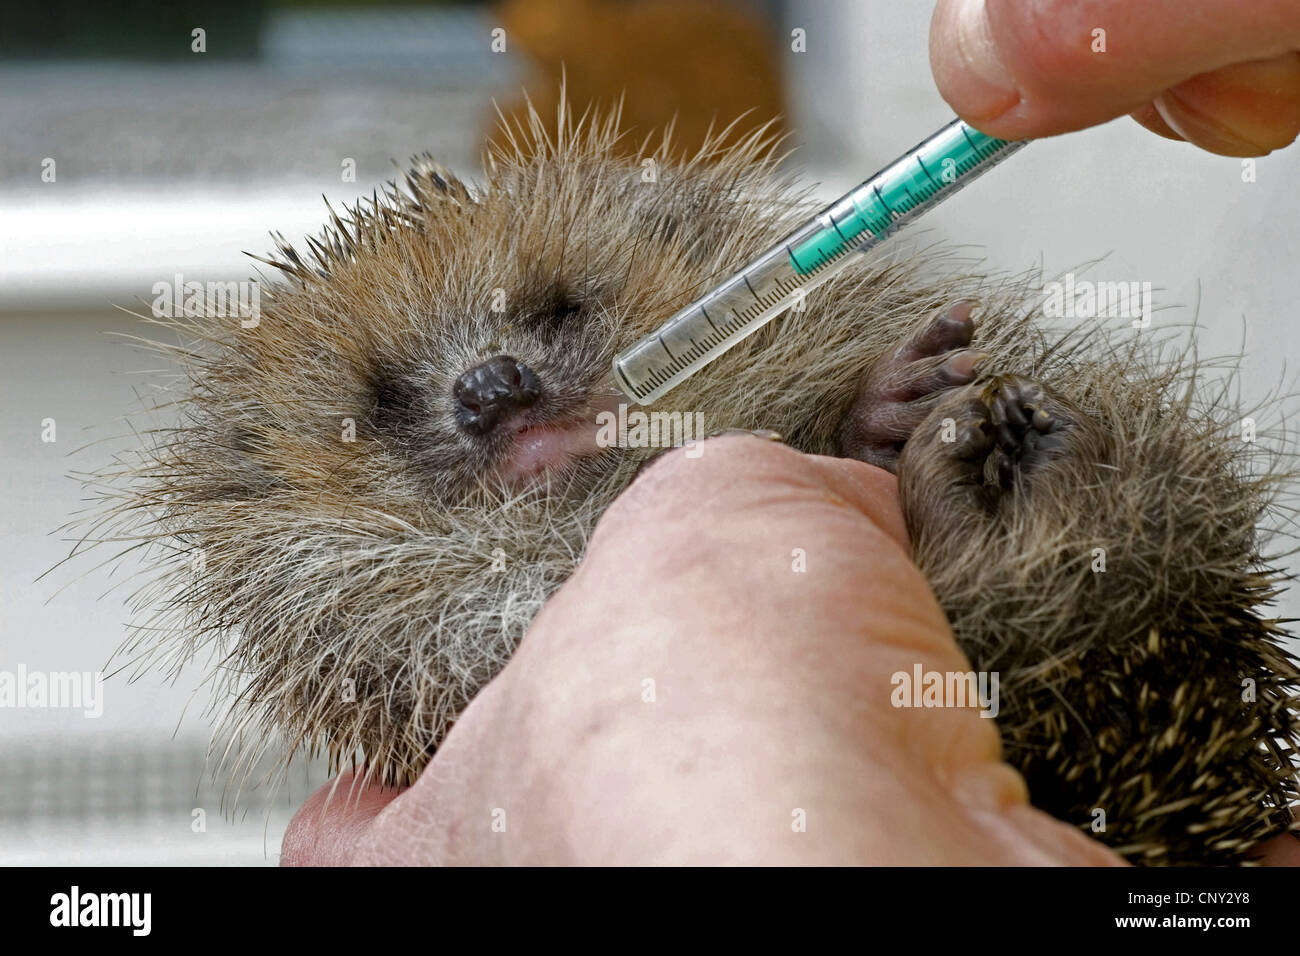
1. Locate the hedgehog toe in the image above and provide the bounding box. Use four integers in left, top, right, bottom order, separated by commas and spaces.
985, 375, 1072, 488
836, 300, 986, 471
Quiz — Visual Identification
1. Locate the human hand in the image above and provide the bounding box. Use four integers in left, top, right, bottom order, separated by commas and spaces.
284, 436, 1125, 865
930, 0, 1300, 155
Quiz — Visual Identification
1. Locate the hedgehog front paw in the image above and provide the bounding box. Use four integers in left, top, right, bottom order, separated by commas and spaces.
984, 374, 1072, 488
836, 300, 985, 472
899, 373, 1080, 517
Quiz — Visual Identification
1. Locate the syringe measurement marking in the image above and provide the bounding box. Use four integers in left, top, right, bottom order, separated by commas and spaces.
871, 183, 894, 220
616, 122, 1026, 400
636, 269, 814, 388
699, 304, 720, 333
635, 189, 912, 383
915, 155, 939, 188
642, 152, 970, 380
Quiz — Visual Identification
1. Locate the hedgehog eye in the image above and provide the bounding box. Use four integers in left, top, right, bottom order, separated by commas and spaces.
368, 369, 420, 431
543, 296, 582, 330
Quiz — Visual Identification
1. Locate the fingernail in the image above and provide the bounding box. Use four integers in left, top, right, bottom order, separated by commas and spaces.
1155, 88, 1290, 157
705, 428, 784, 442
1154, 92, 1266, 156
943, 0, 1020, 122
1153, 56, 1300, 157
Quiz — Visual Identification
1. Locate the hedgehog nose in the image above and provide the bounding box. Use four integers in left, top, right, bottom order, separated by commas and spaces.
453, 355, 541, 435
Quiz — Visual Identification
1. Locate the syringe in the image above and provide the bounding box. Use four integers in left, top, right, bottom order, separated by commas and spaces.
611, 118, 1028, 405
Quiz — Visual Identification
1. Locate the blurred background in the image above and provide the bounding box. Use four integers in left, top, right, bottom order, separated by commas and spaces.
2, 0, 1297, 865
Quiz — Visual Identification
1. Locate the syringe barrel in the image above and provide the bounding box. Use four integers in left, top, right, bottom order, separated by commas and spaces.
612, 119, 1026, 405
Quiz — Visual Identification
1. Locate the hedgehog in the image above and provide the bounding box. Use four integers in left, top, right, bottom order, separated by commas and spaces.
86, 105, 1300, 865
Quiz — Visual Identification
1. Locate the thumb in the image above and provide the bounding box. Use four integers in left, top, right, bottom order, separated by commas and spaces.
281, 771, 403, 866
930, 0, 1300, 155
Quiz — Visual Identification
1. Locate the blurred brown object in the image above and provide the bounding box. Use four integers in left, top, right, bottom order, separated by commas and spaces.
490, 0, 786, 158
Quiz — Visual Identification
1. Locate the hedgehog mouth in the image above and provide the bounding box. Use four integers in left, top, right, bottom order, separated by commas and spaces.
496, 391, 625, 483
500, 419, 604, 481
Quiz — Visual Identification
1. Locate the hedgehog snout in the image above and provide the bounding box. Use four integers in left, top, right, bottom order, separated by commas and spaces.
453, 354, 542, 435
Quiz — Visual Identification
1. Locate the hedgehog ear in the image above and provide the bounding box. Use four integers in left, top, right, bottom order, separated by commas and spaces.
404, 154, 475, 206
